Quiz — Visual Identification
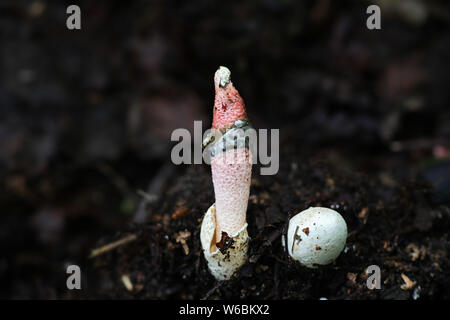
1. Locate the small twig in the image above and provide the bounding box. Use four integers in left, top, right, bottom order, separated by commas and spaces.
249, 229, 281, 263
133, 163, 174, 224
89, 234, 137, 258
390, 138, 449, 152
269, 254, 289, 265
136, 189, 157, 202
201, 281, 225, 300
273, 261, 280, 299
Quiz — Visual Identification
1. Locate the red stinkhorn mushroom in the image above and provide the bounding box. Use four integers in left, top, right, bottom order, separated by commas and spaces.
200, 66, 252, 280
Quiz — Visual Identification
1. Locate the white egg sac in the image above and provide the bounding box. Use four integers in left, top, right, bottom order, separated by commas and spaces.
286, 207, 347, 268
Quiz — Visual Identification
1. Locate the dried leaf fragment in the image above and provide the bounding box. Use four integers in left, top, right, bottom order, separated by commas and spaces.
175, 230, 191, 255
400, 273, 416, 290
171, 207, 190, 219
358, 207, 369, 223
347, 273, 357, 285
121, 274, 133, 292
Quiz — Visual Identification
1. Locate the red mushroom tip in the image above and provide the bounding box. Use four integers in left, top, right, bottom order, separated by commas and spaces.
212, 66, 247, 130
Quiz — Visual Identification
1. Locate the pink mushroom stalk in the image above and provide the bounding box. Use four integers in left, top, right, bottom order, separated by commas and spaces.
200, 66, 252, 280
211, 67, 252, 243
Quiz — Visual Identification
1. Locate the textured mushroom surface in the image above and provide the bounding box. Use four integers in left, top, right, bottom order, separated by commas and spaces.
211, 148, 252, 239
212, 66, 247, 131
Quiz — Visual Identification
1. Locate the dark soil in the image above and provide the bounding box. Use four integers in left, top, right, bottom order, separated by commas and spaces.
91, 149, 450, 299
0, 0, 449, 299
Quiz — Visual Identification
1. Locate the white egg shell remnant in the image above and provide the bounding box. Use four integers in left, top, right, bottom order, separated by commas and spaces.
200, 203, 249, 280
287, 207, 347, 268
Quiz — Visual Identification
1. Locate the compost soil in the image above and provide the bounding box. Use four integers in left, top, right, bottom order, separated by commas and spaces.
0, 0, 449, 299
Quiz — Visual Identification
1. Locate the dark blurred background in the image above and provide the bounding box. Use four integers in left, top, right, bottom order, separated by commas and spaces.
0, 0, 449, 298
